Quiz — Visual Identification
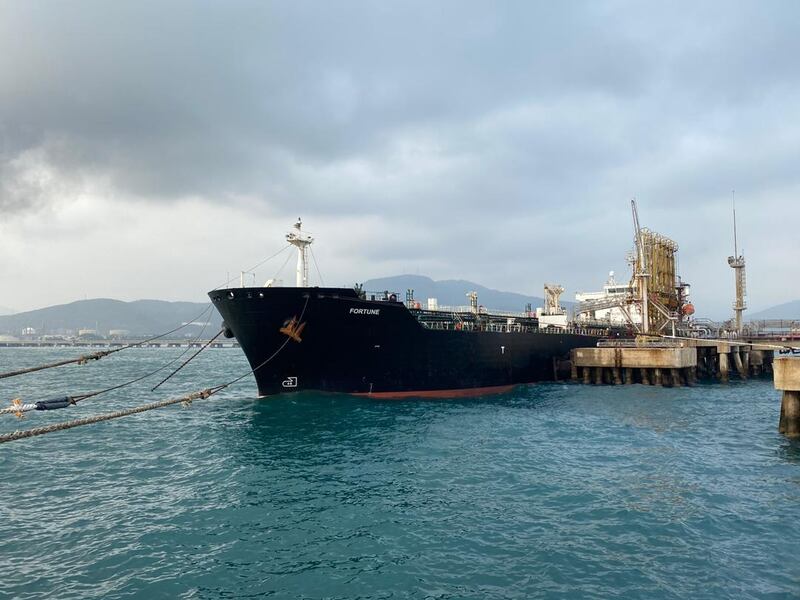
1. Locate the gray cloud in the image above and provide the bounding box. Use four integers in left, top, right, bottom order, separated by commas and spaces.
0, 1, 798, 316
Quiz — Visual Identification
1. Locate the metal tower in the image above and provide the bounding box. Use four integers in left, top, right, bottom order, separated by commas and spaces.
727, 193, 747, 333
286, 218, 313, 288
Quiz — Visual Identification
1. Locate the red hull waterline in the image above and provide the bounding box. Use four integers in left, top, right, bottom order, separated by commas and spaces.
354, 383, 527, 399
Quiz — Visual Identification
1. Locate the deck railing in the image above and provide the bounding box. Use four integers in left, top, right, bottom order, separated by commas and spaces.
417, 320, 605, 337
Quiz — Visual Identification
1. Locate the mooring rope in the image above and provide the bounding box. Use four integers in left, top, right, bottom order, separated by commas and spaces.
0, 388, 220, 444
151, 329, 224, 391
0, 295, 311, 444
3, 244, 293, 384
0, 400, 43, 416
0, 303, 214, 381
0, 352, 112, 380
1, 314, 218, 418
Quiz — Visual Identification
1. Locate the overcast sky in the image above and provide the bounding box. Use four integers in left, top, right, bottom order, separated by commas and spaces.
1, 1, 798, 318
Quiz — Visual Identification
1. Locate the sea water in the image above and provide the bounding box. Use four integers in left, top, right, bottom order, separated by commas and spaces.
1, 347, 799, 599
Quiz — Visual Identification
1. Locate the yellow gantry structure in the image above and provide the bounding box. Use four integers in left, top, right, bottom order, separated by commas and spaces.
631, 227, 680, 332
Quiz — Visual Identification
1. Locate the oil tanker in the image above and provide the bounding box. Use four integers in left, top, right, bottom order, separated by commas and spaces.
210, 221, 606, 398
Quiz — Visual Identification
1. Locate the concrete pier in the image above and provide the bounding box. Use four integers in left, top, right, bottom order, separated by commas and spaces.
774, 357, 800, 437
571, 345, 696, 387
570, 339, 775, 386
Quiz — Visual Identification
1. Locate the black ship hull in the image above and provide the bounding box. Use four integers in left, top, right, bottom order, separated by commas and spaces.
210, 287, 602, 398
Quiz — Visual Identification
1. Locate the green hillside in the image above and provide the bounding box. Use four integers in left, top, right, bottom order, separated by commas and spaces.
0, 299, 213, 337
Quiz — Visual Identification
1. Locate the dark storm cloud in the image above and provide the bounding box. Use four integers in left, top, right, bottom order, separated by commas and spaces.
0, 1, 661, 206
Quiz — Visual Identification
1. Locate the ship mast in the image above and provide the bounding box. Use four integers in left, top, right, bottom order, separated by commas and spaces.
286, 218, 313, 287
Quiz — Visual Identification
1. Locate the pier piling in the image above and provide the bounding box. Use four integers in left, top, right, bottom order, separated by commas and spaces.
774, 358, 800, 438
733, 349, 747, 379
779, 392, 800, 436
719, 351, 730, 383
749, 350, 763, 377
570, 341, 771, 387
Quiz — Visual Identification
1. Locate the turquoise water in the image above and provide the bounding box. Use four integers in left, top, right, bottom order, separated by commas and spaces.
1, 348, 799, 599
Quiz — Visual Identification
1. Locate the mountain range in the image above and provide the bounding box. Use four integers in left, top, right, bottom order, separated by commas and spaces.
0, 298, 210, 337
0, 275, 797, 337
361, 275, 555, 312
748, 300, 800, 321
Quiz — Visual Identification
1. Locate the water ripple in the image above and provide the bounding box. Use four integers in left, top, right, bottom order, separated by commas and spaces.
1, 348, 799, 599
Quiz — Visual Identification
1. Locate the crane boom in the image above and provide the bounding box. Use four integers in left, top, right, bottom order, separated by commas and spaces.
631, 199, 650, 333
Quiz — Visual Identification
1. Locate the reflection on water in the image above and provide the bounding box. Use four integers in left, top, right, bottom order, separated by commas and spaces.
775, 437, 800, 464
